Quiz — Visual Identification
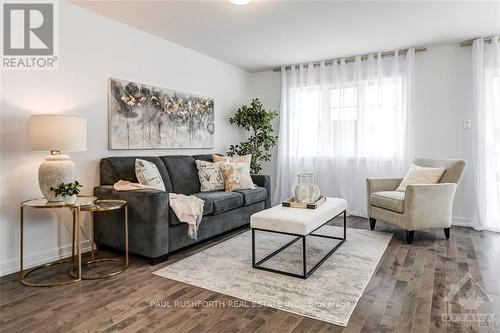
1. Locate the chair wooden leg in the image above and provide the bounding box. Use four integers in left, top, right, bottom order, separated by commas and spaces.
444, 227, 450, 240
369, 218, 376, 230
405, 230, 414, 244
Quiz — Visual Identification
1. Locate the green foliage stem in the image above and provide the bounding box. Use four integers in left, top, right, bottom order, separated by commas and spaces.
50, 181, 82, 197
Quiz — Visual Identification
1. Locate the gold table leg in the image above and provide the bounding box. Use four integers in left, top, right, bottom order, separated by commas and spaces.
125, 205, 129, 267
90, 211, 95, 262
19, 206, 81, 287
75, 206, 81, 280
19, 206, 23, 283
70, 204, 128, 280
72, 209, 76, 261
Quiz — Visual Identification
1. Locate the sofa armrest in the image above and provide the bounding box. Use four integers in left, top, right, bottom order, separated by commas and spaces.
251, 174, 271, 208
94, 185, 169, 216
366, 178, 403, 216
93, 185, 170, 258
404, 183, 457, 229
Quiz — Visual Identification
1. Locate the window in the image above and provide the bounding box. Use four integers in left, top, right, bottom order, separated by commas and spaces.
293, 77, 404, 159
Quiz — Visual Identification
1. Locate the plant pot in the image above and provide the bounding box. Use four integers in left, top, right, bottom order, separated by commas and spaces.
48, 195, 63, 202
63, 195, 77, 204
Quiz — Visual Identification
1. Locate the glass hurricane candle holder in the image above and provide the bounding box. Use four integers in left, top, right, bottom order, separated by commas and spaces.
294, 173, 321, 204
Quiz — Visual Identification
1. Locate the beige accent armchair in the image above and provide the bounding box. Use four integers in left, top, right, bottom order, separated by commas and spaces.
366, 158, 466, 244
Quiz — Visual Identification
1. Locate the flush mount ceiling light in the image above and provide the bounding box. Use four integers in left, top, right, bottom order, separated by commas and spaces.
230, 0, 252, 5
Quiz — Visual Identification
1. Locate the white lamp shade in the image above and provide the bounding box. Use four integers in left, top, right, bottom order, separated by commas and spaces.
29, 115, 87, 152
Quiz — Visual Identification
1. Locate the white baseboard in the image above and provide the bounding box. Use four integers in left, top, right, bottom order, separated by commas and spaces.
452, 216, 475, 227
0, 240, 92, 277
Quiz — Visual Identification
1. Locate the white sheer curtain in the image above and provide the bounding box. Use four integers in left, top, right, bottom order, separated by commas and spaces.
274, 49, 414, 216
473, 37, 500, 232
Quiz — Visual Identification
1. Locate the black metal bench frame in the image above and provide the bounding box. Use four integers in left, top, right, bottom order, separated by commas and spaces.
251, 210, 346, 279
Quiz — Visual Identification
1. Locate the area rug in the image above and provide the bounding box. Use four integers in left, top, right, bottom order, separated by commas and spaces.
153, 226, 392, 326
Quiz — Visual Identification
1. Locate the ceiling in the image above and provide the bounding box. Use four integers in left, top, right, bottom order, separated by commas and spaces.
73, 1, 500, 73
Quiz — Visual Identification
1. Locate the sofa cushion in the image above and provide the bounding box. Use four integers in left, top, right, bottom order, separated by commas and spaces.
195, 191, 244, 215
160, 155, 200, 195
370, 191, 405, 213
236, 187, 267, 206
169, 193, 214, 226
99, 156, 173, 191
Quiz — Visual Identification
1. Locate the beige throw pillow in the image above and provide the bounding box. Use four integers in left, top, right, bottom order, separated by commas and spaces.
212, 154, 252, 171
135, 159, 166, 191
396, 164, 446, 192
219, 162, 255, 192
195, 160, 225, 192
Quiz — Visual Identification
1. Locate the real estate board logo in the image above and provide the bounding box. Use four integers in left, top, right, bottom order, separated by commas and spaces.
441, 273, 495, 328
1, 1, 58, 70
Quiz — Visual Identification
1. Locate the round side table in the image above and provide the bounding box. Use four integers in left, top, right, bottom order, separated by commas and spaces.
20, 196, 97, 287
70, 199, 128, 279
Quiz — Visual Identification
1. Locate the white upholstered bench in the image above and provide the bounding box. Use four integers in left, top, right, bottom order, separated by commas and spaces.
250, 197, 347, 279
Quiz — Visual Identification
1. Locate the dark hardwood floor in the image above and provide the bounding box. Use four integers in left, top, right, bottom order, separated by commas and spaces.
1, 216, 499, 332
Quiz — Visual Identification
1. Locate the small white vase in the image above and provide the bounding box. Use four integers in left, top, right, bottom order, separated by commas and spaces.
294, 173, 320, 204
63, 195, 77, 204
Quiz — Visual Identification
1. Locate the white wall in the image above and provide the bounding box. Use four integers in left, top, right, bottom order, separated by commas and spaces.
249, 44, 476, 224
247, 71, 281, 177
0, 3, 251, 276
413, 45, 474, 224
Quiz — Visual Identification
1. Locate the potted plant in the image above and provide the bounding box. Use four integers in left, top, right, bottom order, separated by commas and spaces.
50, 181, 83, 204
227, 98, 278, 174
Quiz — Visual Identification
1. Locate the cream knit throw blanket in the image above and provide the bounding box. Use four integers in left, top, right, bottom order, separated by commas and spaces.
169, 194, 204, 240
113, 180, 204, 240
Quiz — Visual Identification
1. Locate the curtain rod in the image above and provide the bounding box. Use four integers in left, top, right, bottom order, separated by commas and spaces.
459, 36, 496, 47
272, 47, 426, 72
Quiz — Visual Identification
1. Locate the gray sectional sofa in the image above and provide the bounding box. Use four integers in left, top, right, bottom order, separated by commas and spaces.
93, 154, 271, 264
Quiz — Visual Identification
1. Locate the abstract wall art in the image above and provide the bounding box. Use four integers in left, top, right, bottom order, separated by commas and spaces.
108, 78, 215, 149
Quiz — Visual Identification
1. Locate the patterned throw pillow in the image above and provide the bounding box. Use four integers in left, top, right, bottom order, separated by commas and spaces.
212, 154, 252, 171
195, 160, 225, 192
135, 159, 166, 191
219, 162, 256, 192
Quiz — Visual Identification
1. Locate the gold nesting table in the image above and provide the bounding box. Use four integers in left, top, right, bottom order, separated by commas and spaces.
20, 196, 128, 287
71, 199, 128, 280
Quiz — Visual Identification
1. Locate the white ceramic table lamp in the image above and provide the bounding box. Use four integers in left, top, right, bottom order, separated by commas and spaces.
29, 115, 87, 201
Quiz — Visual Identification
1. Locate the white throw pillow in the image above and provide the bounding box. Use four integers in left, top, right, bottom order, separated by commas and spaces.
135, 159, 166, 191
396, 164, 446, 192
195, 160, 225, 192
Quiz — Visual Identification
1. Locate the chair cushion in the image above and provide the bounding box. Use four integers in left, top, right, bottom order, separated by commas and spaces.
236, 187, 267, 206
370, 191, 405, 213
169, 193, 214, 226
160, 155, 200, 195
195, 191, 244, 215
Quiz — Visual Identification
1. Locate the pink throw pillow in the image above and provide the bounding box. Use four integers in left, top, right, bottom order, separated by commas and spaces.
212, 154, 252, 171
